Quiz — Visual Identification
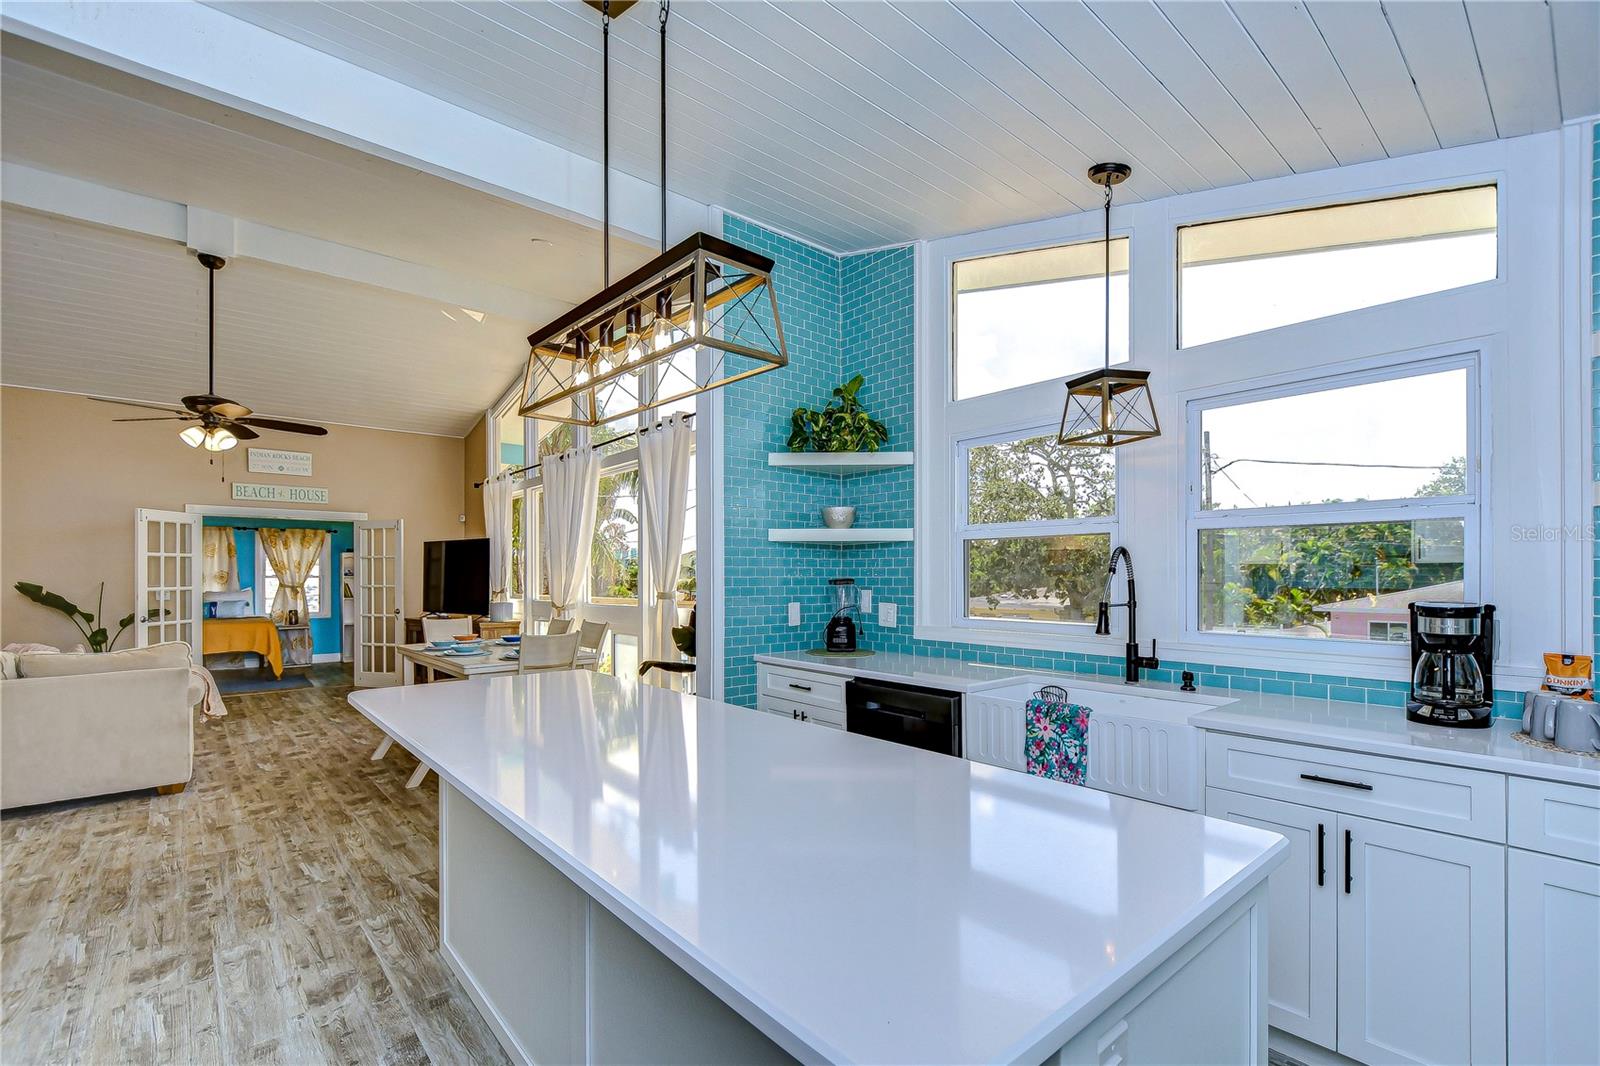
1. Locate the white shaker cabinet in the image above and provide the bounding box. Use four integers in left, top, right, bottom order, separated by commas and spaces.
1205, 790, 1338, 1048
1336, 815, 1506, 1066
1506, 848, 1600, 1066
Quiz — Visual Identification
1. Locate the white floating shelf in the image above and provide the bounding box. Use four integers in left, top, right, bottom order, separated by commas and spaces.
767, 452, 913, 474
768, 528, 914, 544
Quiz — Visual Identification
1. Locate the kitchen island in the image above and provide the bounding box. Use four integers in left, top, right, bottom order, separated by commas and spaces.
349, 671, 1287, 1065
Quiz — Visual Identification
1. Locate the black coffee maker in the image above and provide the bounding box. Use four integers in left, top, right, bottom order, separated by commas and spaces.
1406, 601, 1495, 728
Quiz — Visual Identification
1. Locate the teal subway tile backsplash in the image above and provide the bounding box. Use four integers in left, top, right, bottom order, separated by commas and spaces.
721, 216, 1562, 718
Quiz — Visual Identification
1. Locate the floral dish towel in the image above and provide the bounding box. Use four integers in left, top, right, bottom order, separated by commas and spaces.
1025, 697, 1092, 786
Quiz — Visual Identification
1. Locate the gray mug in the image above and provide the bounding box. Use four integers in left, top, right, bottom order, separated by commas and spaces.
1551, 698, 1600, 754
1523, 691, 1565, 740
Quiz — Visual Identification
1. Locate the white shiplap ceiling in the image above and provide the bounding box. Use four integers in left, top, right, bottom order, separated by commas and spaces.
205, 0, 1600, 252
1, 207, 532, 436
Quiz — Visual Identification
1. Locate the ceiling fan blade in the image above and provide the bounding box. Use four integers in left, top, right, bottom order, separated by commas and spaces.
112, 416, 196, 423
228, 424, 261, 441
233, 416, 328, 436
182, 394, 252, 420
90, 396, 188, 415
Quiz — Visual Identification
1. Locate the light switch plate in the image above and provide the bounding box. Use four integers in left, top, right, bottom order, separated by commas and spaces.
860, 589, 874, 612
787, 602, 802, 626
879, 602, 898, 628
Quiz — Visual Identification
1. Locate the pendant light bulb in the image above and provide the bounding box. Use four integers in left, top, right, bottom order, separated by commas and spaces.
624, 306, 646, 363
651, 289, 674, 352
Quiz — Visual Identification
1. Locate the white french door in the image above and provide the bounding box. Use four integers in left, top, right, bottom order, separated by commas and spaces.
133, 508, 203, 649
355, 519, 403, 687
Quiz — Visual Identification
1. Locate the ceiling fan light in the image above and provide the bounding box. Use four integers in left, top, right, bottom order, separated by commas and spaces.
203, 426, 238, 452
179, 425, 207, 448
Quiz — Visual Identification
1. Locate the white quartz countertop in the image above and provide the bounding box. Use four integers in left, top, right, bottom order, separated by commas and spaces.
1190, 695, 1600, 787
350, 671, 1286, 1065
755, 649, 1032, 693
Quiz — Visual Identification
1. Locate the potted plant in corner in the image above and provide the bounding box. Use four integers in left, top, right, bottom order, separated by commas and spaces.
13, 582, 137, 652
787, 375, 889, 454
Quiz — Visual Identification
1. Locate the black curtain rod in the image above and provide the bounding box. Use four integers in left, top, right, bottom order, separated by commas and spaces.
475, 411, 695, 489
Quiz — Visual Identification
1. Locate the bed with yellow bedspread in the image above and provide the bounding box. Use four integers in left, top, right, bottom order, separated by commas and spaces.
203, 617, 283, 678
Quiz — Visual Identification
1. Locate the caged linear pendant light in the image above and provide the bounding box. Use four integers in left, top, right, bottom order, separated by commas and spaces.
519, 0, 788, 427
1057, 163, 1160, 449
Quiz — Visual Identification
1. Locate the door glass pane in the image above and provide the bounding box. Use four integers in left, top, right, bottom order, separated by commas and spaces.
592, 468, 640, 602
964, 533, 1111, 623
967, 435, 1115, 522
954, 238, 1128, 400
1198, 368, 1468, 510
1179, 186, 1496, 347
1197, 518, 1467, 640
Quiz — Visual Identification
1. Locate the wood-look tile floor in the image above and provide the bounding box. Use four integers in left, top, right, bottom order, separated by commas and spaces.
1, 671, 509, 1066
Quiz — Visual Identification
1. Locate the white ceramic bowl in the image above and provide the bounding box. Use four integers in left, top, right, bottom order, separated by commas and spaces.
821, 506, 857, 529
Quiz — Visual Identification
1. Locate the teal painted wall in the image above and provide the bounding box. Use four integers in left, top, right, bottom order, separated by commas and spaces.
203, 517, 353, 658
723, 216, 1548, 717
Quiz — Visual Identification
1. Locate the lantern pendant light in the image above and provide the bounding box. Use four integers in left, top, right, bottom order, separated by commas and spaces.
519, 0, 788, 427
1057, 163, 1160, 449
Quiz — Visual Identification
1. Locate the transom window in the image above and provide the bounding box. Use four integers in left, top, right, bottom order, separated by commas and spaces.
1178, 185, 1497, 348
1190, 360, 1476, 645
952, 237, 1128, 401
960, 430, 1115, 626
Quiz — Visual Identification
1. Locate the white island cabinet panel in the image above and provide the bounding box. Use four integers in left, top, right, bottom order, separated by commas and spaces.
351, 672, 1287, 1066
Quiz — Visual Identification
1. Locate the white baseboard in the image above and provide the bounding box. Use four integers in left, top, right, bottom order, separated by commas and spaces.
312, 652, 342, 663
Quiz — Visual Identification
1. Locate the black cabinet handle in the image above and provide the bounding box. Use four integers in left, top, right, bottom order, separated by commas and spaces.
1316, 823, 1326, 887
791, 709, 800, 720
788, 683, 813, 692
1344, 829, 1353, 894
1301, 772, 1373, 791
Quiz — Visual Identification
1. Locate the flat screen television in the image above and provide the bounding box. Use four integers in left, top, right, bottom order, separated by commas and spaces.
422, 538, 490, 616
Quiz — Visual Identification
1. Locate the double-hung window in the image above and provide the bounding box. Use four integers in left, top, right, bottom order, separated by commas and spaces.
958, 430, 1115, 627
1188, 358, 1478, 646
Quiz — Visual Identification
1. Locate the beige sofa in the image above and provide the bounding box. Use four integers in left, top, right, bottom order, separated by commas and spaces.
1, 643, 200, 809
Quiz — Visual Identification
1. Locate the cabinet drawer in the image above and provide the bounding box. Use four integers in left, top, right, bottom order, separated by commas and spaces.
757, 665, 846, 712
755, 695, 845, 730
1508, 777, 1600, 863
1205, 733, 1505, 841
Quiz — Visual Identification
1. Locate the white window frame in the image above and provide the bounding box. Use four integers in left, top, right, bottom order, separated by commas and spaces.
952, 425, 1119, 638
255, 534, 333, 619
1182, 348, 1487, 654
917, 132, 1583, 688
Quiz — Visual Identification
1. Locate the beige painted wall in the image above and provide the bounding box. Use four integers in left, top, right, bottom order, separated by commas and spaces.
1, 386, 468, 650
462, 413, 486, 539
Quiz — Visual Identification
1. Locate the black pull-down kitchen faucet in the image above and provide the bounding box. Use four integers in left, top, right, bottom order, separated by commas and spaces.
1095, 546, 1160, 684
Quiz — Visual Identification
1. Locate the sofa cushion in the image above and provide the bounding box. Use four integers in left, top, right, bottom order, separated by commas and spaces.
18, 641, 192, 679
0, 651, 17, 680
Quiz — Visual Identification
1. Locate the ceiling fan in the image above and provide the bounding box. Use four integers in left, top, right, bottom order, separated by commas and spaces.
94, 253, 328, 451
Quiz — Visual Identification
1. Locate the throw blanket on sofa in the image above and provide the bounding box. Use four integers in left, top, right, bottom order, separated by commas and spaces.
190, 664, 228, 718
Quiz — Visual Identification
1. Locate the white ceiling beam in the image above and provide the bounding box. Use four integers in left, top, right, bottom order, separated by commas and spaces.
1, 162, 559, 325
0, 0, 710, 249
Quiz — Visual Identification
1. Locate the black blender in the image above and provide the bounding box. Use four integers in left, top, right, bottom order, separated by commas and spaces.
824, 578, 860, 653
1406, 601, 1495, 728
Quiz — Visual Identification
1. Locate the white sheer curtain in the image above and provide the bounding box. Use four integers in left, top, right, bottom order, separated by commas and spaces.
541, 446, 601, 619
637, 413, 693, 667
482, 472, 514, 601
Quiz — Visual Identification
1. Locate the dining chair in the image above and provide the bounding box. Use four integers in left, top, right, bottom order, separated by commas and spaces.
576, 620, 611, 670
545, 616, 574, 635
421, 615, 475, 643
519, 631, 581, 673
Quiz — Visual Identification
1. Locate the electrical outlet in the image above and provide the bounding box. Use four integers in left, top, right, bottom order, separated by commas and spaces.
879, 602, 898, 628
860, 589, 874, 613
787, 602, 802, 627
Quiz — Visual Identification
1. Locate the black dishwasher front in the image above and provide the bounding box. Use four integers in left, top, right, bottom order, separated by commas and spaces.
845, 678, 962, 757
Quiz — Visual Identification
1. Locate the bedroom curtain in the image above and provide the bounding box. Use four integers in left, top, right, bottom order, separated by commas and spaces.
541, 446, 601, 619
637, 413, 693, 669
201, 527, 239, 593
259, 528, 326, 624
482, 472, 514, 601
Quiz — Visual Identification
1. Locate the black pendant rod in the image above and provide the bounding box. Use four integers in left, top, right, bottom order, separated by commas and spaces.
1102, 178, 1111, 374
209, 261, 216, 394
659, 0, 670, 252
602, 0, 611, 288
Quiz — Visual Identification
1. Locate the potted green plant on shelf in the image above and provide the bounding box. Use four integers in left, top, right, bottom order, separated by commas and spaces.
787, 375, 890, 453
